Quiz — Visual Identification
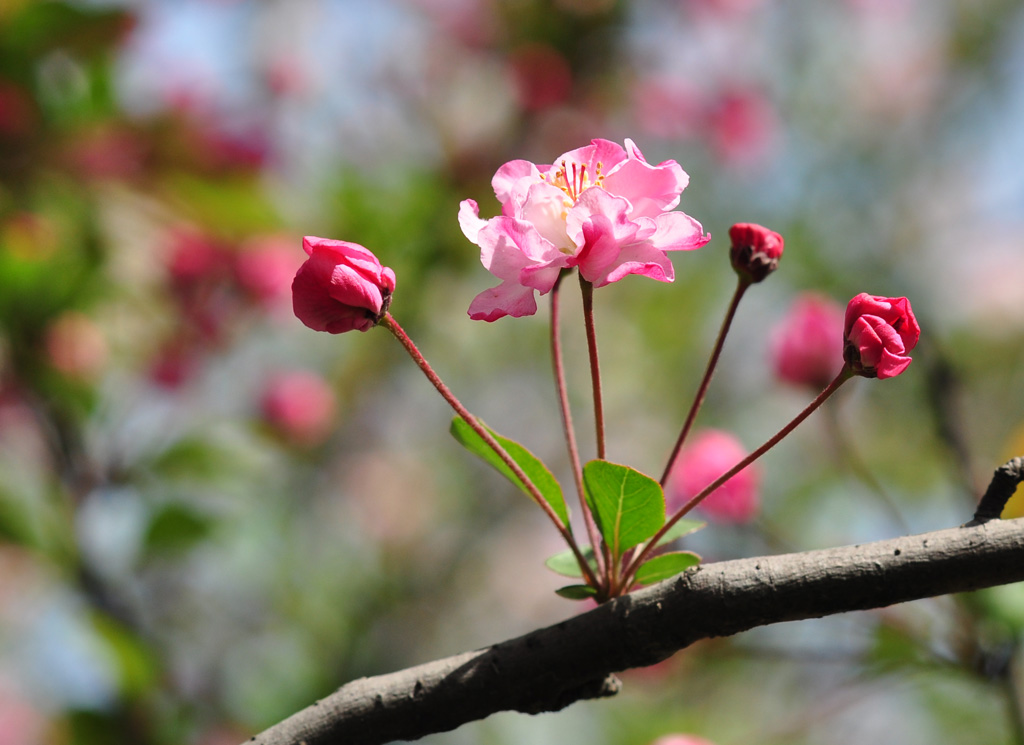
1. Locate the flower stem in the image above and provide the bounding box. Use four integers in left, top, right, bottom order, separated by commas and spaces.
623, 366, 854, 591
551, 272, 606, 583
380, 313, 600, 590
660, 278, 750, 486
579, 276, 606, 461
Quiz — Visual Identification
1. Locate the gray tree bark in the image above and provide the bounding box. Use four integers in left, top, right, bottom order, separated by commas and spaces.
249, 513, 1024, 745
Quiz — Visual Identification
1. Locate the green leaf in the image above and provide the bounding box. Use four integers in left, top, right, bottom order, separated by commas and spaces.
450, 417, 569, 526
634, 551, 701, 585
90, 612, 159, 697
582, 460, 664, 559
147, 437, 236, 482
142, 504, 213, 558
554, 584, 598, 600
0, 487, 36, 547
544, 546, 597, 578
655, 518, 706, 547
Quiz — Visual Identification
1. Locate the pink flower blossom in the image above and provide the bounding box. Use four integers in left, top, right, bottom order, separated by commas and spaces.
261, 370, 337, 446
770, 293, 845, 389
460, 138, 709, 321
667, 430, 760, 523
728, 222, 783, 282
292, 237, 396, 334
843, 293, 920, 379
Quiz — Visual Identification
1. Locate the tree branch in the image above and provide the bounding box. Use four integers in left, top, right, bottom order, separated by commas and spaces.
249, 516, 1024, 745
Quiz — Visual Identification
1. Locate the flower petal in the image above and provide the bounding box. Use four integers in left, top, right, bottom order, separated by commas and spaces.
477, 217, 561, 277
590, 239, 675, 287
519, 182, 575, 250
646, 211, 711, 251
468, 280, 538, 321
602, 142, 690, 218
458, 199, 487, 243
292, 262, 375, 333
492, 159, 541, 213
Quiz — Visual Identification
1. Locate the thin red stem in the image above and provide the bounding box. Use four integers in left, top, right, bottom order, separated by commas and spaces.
380, 313, 601, 590
579, 276, 605, 461
551, 273, 606, 584
660, 278, 750, 485
623, 367, 854, 591
579, 276, 613, 589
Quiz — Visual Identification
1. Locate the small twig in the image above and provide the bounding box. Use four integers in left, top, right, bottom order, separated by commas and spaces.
969, 456, 1024, 524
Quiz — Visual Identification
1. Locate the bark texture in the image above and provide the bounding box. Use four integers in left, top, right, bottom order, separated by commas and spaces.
248, 516, 1024, 745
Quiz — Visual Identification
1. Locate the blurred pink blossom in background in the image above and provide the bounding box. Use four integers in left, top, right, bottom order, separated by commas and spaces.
650, 734, 718, 745
234, 235, 305, 310
44, 311, 109, 382
507, 43, 573, 112
667, 429, 760, 523
260, 369, 337, 446
0, 681, 47, 745
770, 293, 845, 389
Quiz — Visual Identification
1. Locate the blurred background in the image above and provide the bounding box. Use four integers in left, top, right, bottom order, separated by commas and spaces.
1, 0, 1023, 743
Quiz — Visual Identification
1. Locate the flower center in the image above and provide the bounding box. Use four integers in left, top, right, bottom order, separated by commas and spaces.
548, 159, 604, 202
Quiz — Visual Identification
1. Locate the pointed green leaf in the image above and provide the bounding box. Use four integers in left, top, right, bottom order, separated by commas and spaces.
554, 584, 598, 600
583, 460, 665, 560
634, 551, 701, 585
450, 417, 569, 527
544, 546, 597, 578
655, 518, 706, 547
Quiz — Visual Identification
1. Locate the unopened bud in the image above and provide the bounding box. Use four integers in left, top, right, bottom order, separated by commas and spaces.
728, 222, 783, 283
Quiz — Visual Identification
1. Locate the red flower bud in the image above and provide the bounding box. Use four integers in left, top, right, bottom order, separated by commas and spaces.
843, 293, 920, 379
292, 237, 396, 334
728, 222, 783, 283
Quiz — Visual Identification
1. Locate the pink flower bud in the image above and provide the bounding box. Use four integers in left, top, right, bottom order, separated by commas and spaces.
843, 293, 920, 379
770, 293, 845, 389
261, 370, 337, 446
292, 237, 396, 334
666, 430, 760, 524
728, 222, 783, 283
